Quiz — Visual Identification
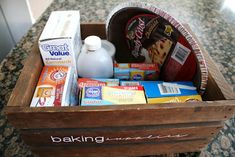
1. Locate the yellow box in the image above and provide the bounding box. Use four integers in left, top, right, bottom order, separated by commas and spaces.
148, 95, 202, 104
81, 86, 146, 106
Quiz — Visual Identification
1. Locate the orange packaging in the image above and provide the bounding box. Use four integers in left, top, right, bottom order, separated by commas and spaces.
30, 66, 78, 107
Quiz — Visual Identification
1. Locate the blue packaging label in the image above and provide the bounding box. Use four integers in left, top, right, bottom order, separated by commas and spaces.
41, 44, 70, 56
140, 81, 198, 98
132, 74, 143, 80
84, 86, 102, 99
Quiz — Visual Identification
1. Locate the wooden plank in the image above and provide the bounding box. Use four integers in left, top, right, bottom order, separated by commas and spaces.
6, 45, 43, 107
5, 100, 235, 129
202, 72, 226, 101
184, 24, 235, 100
81, 23, 106, 39
20, 123, 221, 146
30, 139, 208, 157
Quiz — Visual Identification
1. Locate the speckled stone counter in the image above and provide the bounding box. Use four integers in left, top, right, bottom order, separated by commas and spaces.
0, 0, 235, 156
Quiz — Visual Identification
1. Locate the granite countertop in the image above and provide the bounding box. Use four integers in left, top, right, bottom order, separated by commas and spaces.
0, 0, 235, 156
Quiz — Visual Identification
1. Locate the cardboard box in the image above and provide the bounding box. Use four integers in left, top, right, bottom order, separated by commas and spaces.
78, 78, 119, 88
38, 11, 82, 76
81, 86, 146, 106
130, 63, 159, 80
147, 95, 202, 104
114, 63, 130, 80
114, 63, 159, 80
30, 66, 78, 107
140, 81, 199, 103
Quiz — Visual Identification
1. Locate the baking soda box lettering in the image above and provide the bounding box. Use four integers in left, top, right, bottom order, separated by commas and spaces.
38, 11, 81, 76
81, 86, 146, 106
30, 66, 78, 107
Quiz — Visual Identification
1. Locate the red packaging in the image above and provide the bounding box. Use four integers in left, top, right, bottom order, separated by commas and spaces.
78, 78, 119, 89
161, 36, 197, 81
130, 63, 160, 80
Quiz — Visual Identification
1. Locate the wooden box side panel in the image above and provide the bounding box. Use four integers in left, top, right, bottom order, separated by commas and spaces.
6, 100, 235, 129
183, 24, 235, 100
6, 45, 43, 107
20, 122, 221, 146
81, 23, 106, 39
31, 139, 208, 157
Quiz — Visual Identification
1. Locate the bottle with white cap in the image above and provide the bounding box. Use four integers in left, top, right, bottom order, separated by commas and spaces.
77, 36, 113, 78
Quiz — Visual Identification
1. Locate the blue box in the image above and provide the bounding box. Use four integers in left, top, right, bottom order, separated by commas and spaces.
140, 81, 198, 98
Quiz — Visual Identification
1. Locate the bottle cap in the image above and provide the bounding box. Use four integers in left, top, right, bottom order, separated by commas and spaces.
84, 36, 101, 51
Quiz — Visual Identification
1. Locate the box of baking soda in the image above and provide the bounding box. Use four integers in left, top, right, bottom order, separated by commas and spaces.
38, 11, 82, 76
81, 86, 146, 106
30, 66, 78, 107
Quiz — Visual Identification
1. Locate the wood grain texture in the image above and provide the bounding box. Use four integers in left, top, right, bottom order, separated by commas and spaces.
6, 45, 43, 107
184, 24, 235, 100
6, 100, 235, 129
81, 23, 106, 39
20, 123, 221, 146
30, 139, 209, 157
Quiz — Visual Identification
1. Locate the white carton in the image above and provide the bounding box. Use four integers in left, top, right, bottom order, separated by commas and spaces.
39, 11, 81, 76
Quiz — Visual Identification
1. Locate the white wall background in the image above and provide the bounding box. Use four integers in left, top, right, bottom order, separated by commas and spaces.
0, 0, 52, 62
27, 0, 53, 23
0, 6, 15, 62
0, 0, 33, 43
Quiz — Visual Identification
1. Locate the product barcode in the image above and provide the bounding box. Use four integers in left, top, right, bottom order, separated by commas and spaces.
171, 42, 191, 65
158, 84, 180, 95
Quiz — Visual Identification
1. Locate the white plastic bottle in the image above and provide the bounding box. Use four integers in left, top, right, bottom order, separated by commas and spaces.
77, 36, 113, 78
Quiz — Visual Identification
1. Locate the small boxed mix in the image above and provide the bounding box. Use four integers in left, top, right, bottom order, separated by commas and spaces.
114, 63, 159, 81
30, 66, 78, 107
38, 11, 82, 76
130, 63, 159, 80
78, 78, 119, 89
114, 63, 130, 80
140, 81, 201, 104
81, 86, 146, 106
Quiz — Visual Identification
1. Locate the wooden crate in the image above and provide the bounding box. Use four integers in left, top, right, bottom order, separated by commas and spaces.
5, 23, 235, 157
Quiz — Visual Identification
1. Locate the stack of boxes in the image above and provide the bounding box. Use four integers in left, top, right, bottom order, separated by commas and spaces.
31, 11, 81, 107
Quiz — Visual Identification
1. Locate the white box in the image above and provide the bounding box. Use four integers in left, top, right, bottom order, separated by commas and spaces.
39, 11, 81, 76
